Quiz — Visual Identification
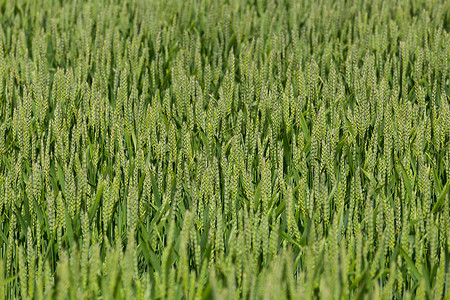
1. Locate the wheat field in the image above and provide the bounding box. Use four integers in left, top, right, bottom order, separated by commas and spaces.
0, 0, 449, 299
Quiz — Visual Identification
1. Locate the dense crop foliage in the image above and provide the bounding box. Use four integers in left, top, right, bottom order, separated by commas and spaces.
0, 0, 450, 298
